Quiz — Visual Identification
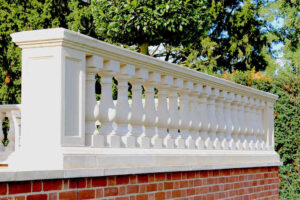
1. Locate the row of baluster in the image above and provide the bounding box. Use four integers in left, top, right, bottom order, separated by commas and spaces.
85, 57, 268, 150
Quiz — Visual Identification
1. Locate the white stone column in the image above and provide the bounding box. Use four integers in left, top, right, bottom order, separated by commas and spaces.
215, 90, 227, 150
236, 95, 245, 150
255, 100, 265, 150
263, 101, 275, 151
229, 94, 240, 150
239, 96, 248, 150
85, 56, 103, 147
223, 92, 234, 150
248, 98, 257, 150
207, 88, 220, 149
179, 81, 193, 149
143, 72, 160, 148
115, 64, 135, 148
95, 60, 120, 148
168, 78, 183, 149
130, 68, 148, 148
243, 96, 251, 150
188, 84, 202, 149
156, 75, 172, 148
197, 85, 210, 149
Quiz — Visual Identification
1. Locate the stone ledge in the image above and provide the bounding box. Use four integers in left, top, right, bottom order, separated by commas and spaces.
0, 149, 282, 182
0, 162, 282, 182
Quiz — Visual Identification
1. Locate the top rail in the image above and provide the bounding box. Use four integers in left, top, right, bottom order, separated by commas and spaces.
11, 28, 277, 103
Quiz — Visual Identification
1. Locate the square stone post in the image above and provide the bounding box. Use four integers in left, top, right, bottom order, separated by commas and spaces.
9, 28, 87, 170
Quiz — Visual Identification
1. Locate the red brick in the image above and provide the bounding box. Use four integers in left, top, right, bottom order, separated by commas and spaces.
77, 179, 86, 188
69, 179, 77, 189
107, 176, 116, 186
129, 175, 137, 184
164, 182, 173, 190
187, 172, 196, 179
137, 174, 148, 183
0, 183, 7, 195
27, 194, 47, 200
180, 180, 188, 188
155, 173, 166, 181
116, 176, 129, 185
92, 177, 107, 187
127, 185, 139, 194
155, 192, 165, 200
104, 187, 118, 197
147, 183, 157, 192
200, 171, 208, 178
78, 189, 95, 199
148, 174, 155, 182
172, 190, 182, 198
59, 191, 77, 200
9, 181, 31, 194
136, 194, 148, 200
171, 172, 182, 180
43, 180, 62, 191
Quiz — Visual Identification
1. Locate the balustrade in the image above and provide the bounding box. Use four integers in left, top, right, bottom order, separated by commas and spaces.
5, 28, 280, 171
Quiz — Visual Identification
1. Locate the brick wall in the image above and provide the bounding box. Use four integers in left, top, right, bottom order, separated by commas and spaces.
0, 167, 279, 200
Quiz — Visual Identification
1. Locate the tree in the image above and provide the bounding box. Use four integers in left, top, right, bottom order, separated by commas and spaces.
0, 0, 93, 104
92, 0, 271, 72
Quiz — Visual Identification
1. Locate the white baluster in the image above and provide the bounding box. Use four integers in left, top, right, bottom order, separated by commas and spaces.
115, 64, 135, 148
0, 112, 5, 151
6, 112, 15, 151
94, 60, 120, 148
216, 90, 227, 150
189, 84, 202, 149
238, 96, 248, 150
207, 88, 220, 149
249, 98, 257, 150
198, 85, 210, 149
131, 68, 148, 148
168, 78, 183, 149
179, 81, 193, 149
156, 75, 173, 148
86, 56, 103, 147
229, 94, 240, 150
243, 97, 252, 150
236, 95, 245, 150
143, 72, 160, 148
223, 92, 234, 150
258, 101, 266, 150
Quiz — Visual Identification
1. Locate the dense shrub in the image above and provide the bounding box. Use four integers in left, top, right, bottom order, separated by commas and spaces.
221, 68, 300, 199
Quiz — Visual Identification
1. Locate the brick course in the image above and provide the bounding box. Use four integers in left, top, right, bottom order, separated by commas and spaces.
0, 167, 279, 200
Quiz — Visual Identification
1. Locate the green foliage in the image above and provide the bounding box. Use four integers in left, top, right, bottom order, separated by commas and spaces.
0, 0, 93, 104
222, 68, 300, 199
92, 0, 209, 50
92, 0, 270, 71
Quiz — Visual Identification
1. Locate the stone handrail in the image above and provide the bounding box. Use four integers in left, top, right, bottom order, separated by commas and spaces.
6, 28, 280, 171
